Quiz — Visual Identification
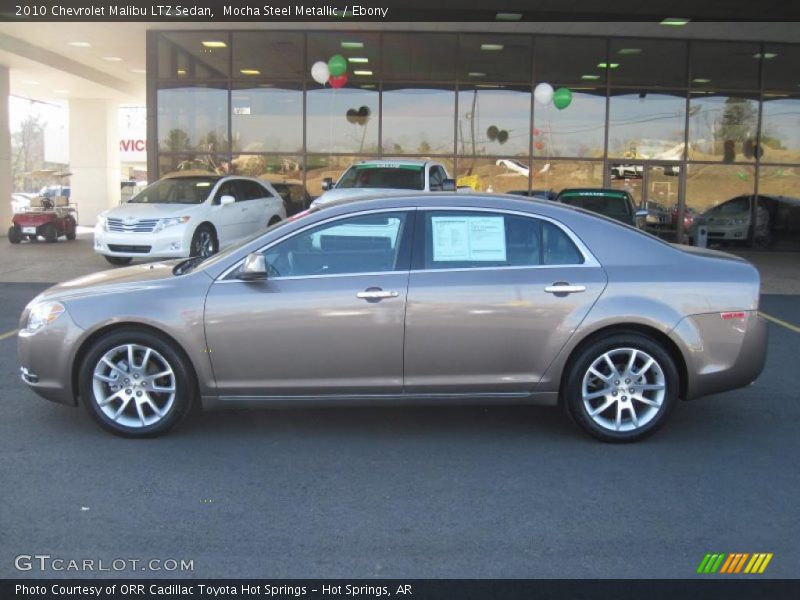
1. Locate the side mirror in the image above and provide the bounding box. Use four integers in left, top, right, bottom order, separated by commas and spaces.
321, 177, 334, 191
441, 178, 456, 192
220, 195, 235, 206
237, 252, 267, 281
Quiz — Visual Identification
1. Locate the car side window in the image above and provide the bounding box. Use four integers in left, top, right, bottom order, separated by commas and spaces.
429, 167, 443, 191
263, 212, 410, 278
214, 181, 239, 204
419, 211, 583, 270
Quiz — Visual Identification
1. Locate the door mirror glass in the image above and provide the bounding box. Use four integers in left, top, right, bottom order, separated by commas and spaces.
441, 178, 456, 192
220, 194, 236, 206
321, 177, 334, 191
237, 252, 268, 281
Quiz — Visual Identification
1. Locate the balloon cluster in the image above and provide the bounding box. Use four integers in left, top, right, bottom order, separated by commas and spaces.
310, 54, 349, 89
346, 106, 371, 125
534, 83, 572, 110
486, 125, 509, 144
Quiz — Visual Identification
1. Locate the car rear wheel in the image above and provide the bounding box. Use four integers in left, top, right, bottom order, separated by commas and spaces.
190, 224, 217, 258
8, 225, 21, 244
563, 333, 678, 443
79, 329, 195, 437
43, 223, 58, 243
104, 256, 133, 266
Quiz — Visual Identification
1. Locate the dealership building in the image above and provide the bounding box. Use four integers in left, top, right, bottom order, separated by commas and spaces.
0, 9, 799, 246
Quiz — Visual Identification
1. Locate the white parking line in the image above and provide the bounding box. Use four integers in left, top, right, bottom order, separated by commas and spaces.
759, 312, 800, 335
0, 329, 19, 341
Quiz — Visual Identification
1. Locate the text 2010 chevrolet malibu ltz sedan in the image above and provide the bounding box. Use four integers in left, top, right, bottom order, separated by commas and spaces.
18, 194, 767, 442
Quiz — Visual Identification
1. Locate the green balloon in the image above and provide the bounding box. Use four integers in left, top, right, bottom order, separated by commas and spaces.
328, 54, 347, 77
553, 87, 573, 110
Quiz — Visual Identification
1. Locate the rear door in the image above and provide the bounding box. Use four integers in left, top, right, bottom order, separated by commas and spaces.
211, 180, 246, 245
403, 208, 607, 394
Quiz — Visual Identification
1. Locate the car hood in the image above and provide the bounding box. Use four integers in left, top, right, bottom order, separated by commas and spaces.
313, 188, 418, 206
101, 203, 205, 219
30, 261, 208, 304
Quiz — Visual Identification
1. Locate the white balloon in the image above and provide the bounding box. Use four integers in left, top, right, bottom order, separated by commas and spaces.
311, 61, 330, 85
534, 82, 554, 106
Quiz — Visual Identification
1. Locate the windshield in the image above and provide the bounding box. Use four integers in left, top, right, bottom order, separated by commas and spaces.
336, 164, 425, 190
129, 177, 219, 204
707, 196, 749, 214
558, 191, 632, 221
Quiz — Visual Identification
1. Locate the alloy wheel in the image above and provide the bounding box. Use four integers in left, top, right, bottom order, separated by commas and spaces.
91, 344, 176, 428
581, 347, 666, 432
194, 230, 215, 257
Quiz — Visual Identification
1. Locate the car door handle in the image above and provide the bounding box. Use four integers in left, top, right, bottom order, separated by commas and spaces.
356, 289, 399, 300
544, 283, 586, 294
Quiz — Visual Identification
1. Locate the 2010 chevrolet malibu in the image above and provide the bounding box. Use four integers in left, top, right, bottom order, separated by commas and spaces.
17, 194, 767, 442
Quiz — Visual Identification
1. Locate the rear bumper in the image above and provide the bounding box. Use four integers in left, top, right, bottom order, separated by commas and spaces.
671, 311, 768, 400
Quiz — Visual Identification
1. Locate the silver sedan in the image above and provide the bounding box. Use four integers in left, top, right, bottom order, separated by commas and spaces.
17, 194, 767, 442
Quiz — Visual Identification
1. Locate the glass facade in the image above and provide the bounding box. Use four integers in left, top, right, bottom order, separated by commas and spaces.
151, 31, 800, 243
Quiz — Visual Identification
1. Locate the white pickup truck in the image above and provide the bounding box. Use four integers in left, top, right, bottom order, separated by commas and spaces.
310, 159, 454, 208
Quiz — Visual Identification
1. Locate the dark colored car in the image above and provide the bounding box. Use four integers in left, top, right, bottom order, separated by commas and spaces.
268, 180, 311, 216
556, 188, 646, 228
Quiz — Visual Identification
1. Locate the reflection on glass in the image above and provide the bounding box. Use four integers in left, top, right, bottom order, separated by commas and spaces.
685, 164, 755, 215
762, 45, 800, 92
232, 32, 304, 79
383, 33, 457, 81
231, 155, 308, 214
457, 158, 529, 193
158, 154, 230, 178
382, 86, 455, 155
157, 33, 230, 79
457, 88, 530, 156
608, 92, 685, 159
690, 42, 760, 90
609, 39, 687, 87
688, 94, 759, 162
534, 90, 605, 158
232, 86, 303, 153
307, 32, 380, 83
535, 37, 607, 86
305, 155, 376, 197
759, 165, 800, 197
158, 86, 228, 154
760, 97, 800, 163
306, 87, 379, 154
533, 160, 604, 194
459, 35, 531, 82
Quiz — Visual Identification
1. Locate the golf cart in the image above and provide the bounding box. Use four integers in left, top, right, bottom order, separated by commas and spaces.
8, 171, 78, 244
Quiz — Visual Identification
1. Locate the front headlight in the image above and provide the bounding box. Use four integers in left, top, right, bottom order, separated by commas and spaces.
154, 216, 191, 232
26, 301, 66, 332
731, 218, 747, 225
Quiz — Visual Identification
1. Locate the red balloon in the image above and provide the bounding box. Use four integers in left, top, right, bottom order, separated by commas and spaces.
535, 141, 544, 150
329, 73, 348, 89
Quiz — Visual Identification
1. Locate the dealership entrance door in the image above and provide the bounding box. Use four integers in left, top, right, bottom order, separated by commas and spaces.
609, 161, 684, 242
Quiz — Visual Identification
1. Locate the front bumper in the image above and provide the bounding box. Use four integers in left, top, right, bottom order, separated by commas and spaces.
93, 225, 193, 259
672, 310, 768, 400
692, 223, 749, 242
17, 308, 85, 406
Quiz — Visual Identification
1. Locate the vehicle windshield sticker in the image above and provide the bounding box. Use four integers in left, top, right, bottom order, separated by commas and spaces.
356, 164, 422, 171
431, 216, 506, 262
565, 191, 625, 199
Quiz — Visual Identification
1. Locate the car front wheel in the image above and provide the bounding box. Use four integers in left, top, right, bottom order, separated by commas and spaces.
190, 224, 217, 258
79, 329, 195, 437
564, 333, 678, 443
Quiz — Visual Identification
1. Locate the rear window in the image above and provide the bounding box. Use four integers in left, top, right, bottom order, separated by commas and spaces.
558, 191, 632, 220
337, 164, 425, 191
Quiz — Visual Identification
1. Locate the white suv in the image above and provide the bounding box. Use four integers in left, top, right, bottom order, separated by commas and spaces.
311, 159, 453, 208
94, 174, 286, 265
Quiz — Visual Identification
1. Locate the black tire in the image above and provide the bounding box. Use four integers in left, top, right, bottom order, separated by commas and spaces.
8, 225, 21, 244
43, 223, 58, 243
104, 256, 133, 266
65, 221, 77, 240
190, 224, 217, 258
268, 215, 282, 227
78, 328, 196, 438
563, 332, 679, 443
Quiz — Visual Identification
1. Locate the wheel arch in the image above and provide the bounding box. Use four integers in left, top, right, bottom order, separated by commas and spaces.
71, 322, 200, 407
559, 323, 688, 403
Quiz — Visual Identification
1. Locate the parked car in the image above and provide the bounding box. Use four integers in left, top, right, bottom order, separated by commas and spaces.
19, 194, 766, 442
311, 159, 454, 208
260, 177, 310, 217
690, 194, 800, 248
556, 188, 647, 228
506, 189, 558, 201
93, 174, 286, 266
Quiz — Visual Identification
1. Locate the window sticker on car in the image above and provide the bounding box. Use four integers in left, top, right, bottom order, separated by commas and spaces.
356, 163, 422, 171
432, 216, 506, 262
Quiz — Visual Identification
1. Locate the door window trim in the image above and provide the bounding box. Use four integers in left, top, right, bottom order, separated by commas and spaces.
410, 206, 600, 272
216, 207, 416, 283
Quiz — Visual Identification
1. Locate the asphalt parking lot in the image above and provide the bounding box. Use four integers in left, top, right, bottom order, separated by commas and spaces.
0, 275, 798, 579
